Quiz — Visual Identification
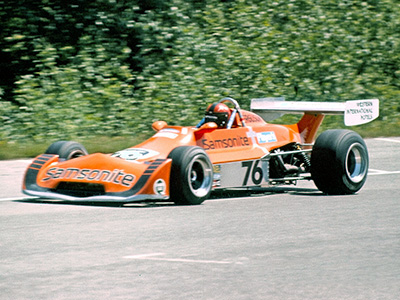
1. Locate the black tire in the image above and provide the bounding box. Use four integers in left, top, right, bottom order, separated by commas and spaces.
168, 146, 213, 205
45, 141, 88, 160
310, 129, 369, 195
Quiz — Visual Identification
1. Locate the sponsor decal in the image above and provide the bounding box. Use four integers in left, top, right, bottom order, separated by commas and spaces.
344, 99, 379, 126
42, 167, 135, 187
241, 112, 264, 123
201, 135, 250, 150
154, 132, 179, 139
212, 165, 221, 188
257, 131, 278, 143
154, 128, 180, 139
112, 148, 159, 161
153, 179, 166, 195
161, 128, 180, 133
213, 165, 221, 173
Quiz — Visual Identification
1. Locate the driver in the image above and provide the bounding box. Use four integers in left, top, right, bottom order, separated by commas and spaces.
203, 102, 231, 128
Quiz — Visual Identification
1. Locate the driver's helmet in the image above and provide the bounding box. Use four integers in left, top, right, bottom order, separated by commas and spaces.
205, 103, 231, 128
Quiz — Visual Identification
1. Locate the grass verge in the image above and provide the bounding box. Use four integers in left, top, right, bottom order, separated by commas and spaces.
0, 135, 148, 160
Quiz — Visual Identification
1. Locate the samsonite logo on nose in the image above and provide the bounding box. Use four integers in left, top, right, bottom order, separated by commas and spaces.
42, 167, 135, 187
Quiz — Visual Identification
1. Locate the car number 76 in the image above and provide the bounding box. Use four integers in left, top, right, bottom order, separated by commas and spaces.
241, 160, 264, 186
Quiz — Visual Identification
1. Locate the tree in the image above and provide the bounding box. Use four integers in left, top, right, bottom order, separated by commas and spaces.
1, 0, 399, 142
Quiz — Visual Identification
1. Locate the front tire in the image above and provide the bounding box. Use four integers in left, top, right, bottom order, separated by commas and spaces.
311, 129, 369, 195
168, 146, 213, 205
45, 141, 88, 160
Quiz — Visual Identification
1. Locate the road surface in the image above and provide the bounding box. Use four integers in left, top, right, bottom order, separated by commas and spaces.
1, 137, 399, 299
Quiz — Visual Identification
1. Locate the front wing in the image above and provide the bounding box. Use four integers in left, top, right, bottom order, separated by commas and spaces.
23, 154, 171, 202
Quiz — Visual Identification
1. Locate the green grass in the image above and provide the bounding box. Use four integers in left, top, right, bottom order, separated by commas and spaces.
0, 135, 148, 160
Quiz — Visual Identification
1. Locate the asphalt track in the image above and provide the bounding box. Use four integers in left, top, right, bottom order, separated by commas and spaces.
1, 137, 399, 300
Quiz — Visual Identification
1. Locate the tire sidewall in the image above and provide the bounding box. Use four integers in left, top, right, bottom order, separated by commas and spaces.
168, 146, 213, 205
45, 141, 88, 160
311, 129, 368, 194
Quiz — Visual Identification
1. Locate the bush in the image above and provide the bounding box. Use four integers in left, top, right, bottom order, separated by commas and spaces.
1, 0, 399, 143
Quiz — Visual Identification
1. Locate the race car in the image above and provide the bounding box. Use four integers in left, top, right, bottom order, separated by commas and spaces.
23, 97, 379, 205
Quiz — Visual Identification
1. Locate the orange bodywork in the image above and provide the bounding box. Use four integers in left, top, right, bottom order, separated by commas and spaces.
23, 109, 324, 202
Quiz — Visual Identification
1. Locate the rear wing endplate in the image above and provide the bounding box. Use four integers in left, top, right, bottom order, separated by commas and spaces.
251, 98, 379, 126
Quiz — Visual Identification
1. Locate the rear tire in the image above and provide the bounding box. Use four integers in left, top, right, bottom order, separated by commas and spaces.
168, 146, 213, 205
45, 141, 88, 160
311, 129, 369, 195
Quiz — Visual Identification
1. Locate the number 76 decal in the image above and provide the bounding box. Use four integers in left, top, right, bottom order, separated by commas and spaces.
241, 160, 264, 186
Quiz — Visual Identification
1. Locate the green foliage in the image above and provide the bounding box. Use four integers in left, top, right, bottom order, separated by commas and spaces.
135, 0, 400, 131
3, 36, 136, 141
1, 0, 399, 144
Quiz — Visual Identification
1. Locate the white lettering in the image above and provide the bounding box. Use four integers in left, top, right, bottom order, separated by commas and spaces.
41, 168, 135, 187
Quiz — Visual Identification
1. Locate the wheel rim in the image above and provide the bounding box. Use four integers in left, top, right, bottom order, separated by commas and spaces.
345, 143, 368, 183
187, 155, 213, 197
67, 150, 86, 160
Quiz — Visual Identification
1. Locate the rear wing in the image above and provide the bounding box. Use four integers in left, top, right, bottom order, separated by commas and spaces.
251, 98, 379, 126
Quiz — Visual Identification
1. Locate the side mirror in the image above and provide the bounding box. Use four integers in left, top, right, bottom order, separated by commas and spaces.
152, 121, 168, 131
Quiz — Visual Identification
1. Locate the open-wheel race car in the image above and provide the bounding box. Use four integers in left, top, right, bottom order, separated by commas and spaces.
23, 97, 379, 205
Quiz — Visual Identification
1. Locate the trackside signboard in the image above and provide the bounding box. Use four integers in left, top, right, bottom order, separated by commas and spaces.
344, 99, 379, 126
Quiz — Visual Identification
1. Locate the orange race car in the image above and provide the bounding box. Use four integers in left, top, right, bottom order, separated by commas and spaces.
23, 97, 379, 205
